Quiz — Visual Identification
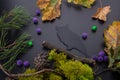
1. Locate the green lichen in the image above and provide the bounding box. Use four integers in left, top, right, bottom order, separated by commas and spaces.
59, 60, 94, 80
48, 49, 94, 80
48, 73, 62, 80
48, 49, 67, 68
18, 68, 62, 80
18, 68, 43, 80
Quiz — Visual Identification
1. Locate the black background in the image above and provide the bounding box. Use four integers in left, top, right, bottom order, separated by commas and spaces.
0, 0, 120, 80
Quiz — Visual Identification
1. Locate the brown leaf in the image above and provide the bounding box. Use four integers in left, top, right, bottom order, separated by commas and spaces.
37, 0, 61, 21
104, 21, 120, 68
92, 6, 111, 22
104, 21, 120, 49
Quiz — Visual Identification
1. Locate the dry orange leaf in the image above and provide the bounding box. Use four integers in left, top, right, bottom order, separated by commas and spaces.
37, 0, 61, 21
104, 21, 120, 49
92, 6, 111, 22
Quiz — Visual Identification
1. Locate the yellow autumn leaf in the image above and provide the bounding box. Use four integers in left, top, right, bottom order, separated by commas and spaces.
37, 0, 61, 21
67, 0, 95, 8
104, 21, 120, 49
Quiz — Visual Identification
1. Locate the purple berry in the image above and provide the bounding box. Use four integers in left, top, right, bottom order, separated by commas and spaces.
33, 17, 38, 24
36, 28, 41, 34
98, 51, 105, 57
82, 33, 88, 39
103, 56, 108, 61
93, 56, 98, 61
36, 9, 41, 16
16, 60, 23, 67
23, 61, 30, 67
97, 56, 103, 62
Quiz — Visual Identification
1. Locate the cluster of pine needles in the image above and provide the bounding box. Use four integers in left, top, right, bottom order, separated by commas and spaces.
0, 6, 31, 71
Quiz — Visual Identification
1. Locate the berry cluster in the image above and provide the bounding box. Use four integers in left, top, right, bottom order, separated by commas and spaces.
93, 51, 108, 63
16, 60, 30, 67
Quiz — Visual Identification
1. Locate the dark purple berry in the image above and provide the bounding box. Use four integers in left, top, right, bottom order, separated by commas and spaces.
97, 56, 103, 62
36, 9, 41, 16
36, 28, 41, 34
103, 56, 108, 61
93, 56, 98, 61
33, 17, 38, 24
16, 60, 23, 67
82, 33, 88, 40
98, 51, 105, 57
23, 61, 30, 67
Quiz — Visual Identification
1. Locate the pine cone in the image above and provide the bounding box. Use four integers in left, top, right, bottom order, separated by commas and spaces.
34, 53, 50, 70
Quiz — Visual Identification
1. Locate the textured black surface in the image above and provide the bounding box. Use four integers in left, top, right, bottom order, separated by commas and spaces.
0, 0, 120, 80
56, 26, 87, 57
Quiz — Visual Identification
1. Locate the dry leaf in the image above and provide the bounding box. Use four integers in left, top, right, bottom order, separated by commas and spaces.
104, 21, 120, 68
92, 6, 111, 22
104, 21, 120, 49
67, 0, 95, 8
37, 0, 61, 21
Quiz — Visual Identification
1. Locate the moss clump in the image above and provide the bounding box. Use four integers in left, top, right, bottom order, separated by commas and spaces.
48, 49, 94, 80
19, 50, 94, 80
18, 68, 43, 80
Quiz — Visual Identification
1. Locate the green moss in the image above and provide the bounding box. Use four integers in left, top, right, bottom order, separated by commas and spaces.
18, 68, 43, 80
49, 73, 62, 80
48, 50, 94, 80
59, 60, 94, 80
19, 50, 94, 80
18, 68, 62, 80
48, 49, 67, 68
48, 49, 67, 61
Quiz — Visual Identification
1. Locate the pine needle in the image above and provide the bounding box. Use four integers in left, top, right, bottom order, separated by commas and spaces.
0, 6, 31, 70
0, 6, 30, 29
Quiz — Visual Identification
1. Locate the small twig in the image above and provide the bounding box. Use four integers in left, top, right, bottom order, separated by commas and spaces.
0, 65, 64, 78
93, 64, 99, 74
0, 42, 16, 52
0, 64, 10, 76
0, 64, 64, 79
42, 41, 96, 65
95, 68, 110, 77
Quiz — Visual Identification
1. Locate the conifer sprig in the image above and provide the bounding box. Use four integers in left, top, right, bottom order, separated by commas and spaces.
0, 6, 31, 70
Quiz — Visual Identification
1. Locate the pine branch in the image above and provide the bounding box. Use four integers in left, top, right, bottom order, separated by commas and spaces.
0, 6, 30, 30
0, 6, 31, 70
0, 34, 30, 70
0, 42, 16, 52
0, 30, 7, 48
